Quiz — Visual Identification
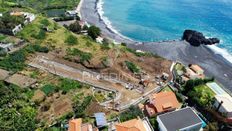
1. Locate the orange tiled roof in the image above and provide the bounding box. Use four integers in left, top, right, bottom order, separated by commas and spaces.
147, 91, 179, 115
115, 118, 146, 131
69, 118, 82, 131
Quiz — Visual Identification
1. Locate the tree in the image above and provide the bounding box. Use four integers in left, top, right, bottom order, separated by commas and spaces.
68, 21, 82, 33
87, 25, 101, 39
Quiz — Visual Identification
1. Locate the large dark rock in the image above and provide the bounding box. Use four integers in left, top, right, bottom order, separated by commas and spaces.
182, 30, 220, 46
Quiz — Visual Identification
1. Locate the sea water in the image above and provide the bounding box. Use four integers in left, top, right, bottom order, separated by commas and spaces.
101, 0, 232, 62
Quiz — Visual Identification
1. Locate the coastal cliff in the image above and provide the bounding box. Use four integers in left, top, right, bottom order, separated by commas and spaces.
182, 30, 220, 46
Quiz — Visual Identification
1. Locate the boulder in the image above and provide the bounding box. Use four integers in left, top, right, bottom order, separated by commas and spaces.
182, 30, 220, 46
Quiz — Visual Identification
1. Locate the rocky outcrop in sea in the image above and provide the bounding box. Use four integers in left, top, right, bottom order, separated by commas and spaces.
182, 30, 220, 46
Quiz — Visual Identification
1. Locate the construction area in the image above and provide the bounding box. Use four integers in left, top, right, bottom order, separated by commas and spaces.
29, 52, 172, 110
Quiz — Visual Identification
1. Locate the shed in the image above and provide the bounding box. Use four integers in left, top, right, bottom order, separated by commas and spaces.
94, 112, 107, 127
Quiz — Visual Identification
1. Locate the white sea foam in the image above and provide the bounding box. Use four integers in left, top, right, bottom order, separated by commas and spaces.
207, 44, 232, 64
96, 0, 133, 42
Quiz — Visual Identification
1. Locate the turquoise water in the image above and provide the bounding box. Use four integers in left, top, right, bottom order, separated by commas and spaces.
102, 0, 232, 54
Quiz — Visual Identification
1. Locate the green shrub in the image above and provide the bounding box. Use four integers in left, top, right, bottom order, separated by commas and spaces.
125, 61, 140, 73
40, 19, 50, 26
41, 84, 56, 96
65, 34, 78, 45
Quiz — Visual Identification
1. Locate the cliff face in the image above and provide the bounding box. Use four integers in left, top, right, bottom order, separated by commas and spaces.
182, 30, 220, 46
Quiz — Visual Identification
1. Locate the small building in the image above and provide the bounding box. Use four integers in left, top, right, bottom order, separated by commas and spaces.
214, 94, 232, 120
157, 107, 203, 131
189, 64, 204, 75
0, 43, 14, 53
115, 117, 153, 131
0, 68, 10, 80
206, 82, 232, 121
161, 72, 169, 81
94, 112, 107, 127
24, 12, 36, 23
145, 91, 180, 117
69, 118, 96, 131
96, 36, 103, 43
12, 24, 23, 35
65, 10, 78, 17
0, 13, 2, 17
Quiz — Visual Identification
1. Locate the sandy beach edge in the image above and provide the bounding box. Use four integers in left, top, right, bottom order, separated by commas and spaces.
80, 0, 232, 92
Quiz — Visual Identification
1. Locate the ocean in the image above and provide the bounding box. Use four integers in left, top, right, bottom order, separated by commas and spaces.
100, 0, 232, 62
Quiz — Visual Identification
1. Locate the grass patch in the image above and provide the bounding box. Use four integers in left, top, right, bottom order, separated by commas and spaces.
161, 86, 172, 92
65, 34, 78, 45
0, 34, 6, 41
58, 78, 82, 93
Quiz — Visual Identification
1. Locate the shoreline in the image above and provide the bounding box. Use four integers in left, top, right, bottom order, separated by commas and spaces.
80, 0, 232, 91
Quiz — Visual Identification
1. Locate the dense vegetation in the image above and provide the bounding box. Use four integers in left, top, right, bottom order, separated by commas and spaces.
125, 61, 140, 73
73, 94, 93, 118
65, 48, 93, 63
66, 21, 82, 34
188, 85, 215, 107
87, 25, 101, 40
0, 81, 37, 130
182, 78, 214, 94
0, 44, 49, 71
119, 106, 144, 122
0, 13, 24, 29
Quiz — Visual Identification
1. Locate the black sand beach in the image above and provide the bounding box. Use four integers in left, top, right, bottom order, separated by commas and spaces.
80, 0, 232, 91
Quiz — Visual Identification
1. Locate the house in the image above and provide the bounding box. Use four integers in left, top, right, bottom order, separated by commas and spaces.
145, 91, 180, 117
69, 118, 97, 131
157, 107, 203, 131
115, 117, 153, 131
214, 94, 232, 120
94, 112, 107, 127
189, 64, 204, 75
65, 10, 78, 17
0, 42, 14, 53
206, 82, 232, 121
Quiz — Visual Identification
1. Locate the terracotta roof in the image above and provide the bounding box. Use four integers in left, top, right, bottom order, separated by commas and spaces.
69, 118, 82, 131
146, 91, 179, 116
115, 118, 147, 131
